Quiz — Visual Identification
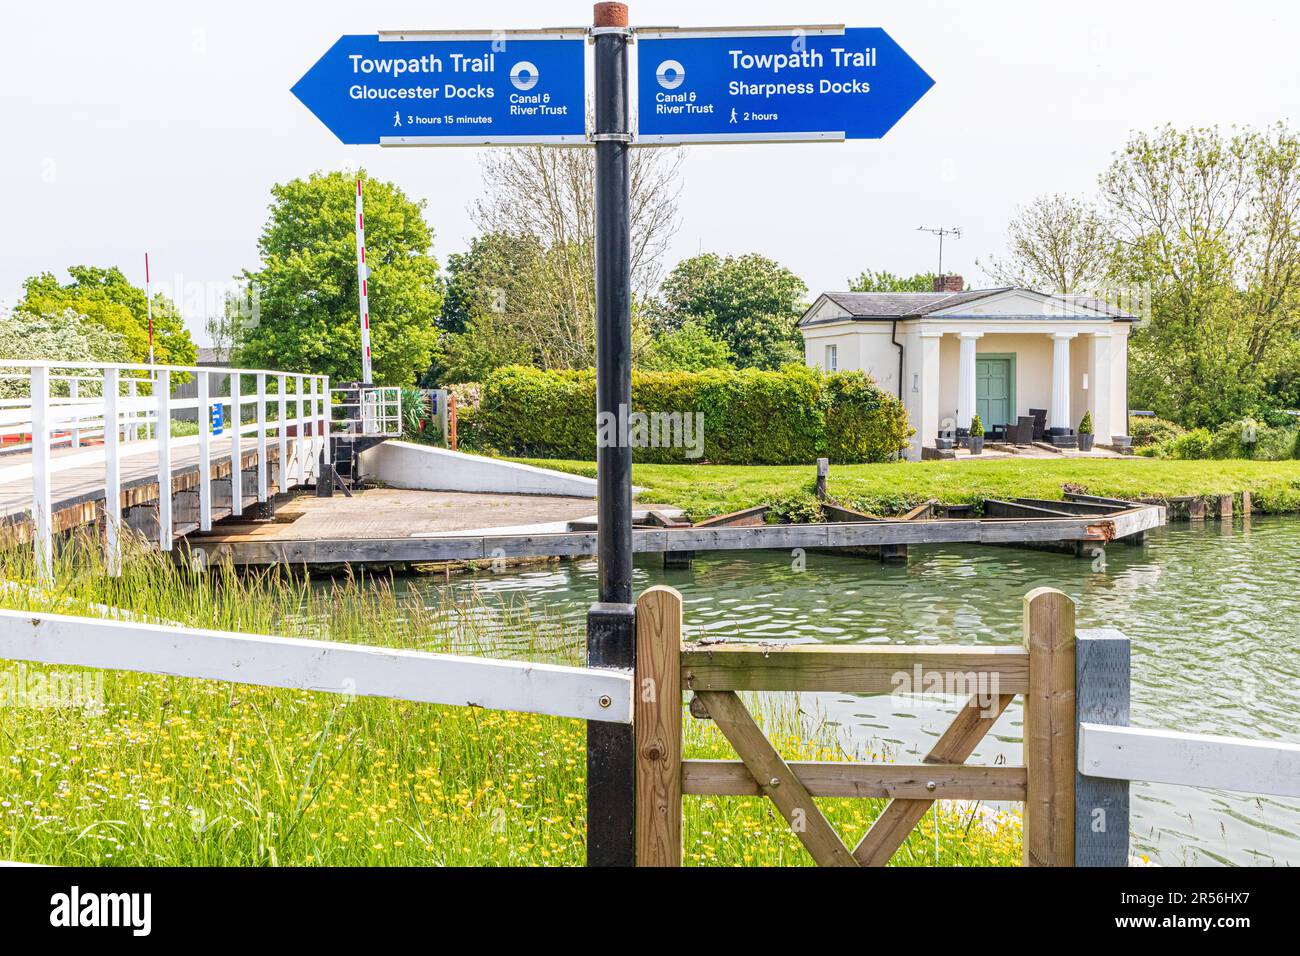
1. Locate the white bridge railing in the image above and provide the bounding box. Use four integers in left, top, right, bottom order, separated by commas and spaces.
0, 360, 331, 580
330, 384, 402, 438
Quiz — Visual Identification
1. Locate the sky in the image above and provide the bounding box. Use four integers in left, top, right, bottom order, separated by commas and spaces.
1, 0, 1297, 343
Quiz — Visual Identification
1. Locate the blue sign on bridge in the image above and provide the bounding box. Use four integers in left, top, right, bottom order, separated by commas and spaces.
635, 27, 933, 143
292, 32, 587, 145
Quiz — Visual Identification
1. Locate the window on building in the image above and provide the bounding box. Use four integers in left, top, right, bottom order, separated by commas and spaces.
825, 344, 838, 372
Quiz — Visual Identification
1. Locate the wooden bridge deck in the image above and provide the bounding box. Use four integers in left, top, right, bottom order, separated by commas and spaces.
0, 440, 287, 542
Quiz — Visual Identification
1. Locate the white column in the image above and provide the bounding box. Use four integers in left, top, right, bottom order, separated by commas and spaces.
1049, 332, 1077, 432
916, 330, 943, 458
1090, 332, 1113, 443
957, 332, 982, 431
1113, 329, 1130, 438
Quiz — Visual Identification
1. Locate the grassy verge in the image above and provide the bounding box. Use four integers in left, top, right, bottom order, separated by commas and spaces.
512, 456, 1300, 519
0, 539, 1018, 866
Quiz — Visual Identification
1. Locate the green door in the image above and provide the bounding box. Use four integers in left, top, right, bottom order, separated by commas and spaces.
976, 357, 1012, 428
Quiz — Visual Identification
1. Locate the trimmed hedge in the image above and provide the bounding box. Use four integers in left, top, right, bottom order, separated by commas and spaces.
468, 365, 912, 464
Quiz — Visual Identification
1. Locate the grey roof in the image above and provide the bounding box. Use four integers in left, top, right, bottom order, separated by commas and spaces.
821, 289, 1009, 319
800, 288, 1138, 326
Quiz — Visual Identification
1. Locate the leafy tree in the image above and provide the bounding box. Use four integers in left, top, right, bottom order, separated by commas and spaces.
16, 265, 194, 366
0, 308, 130, 397
446, 147, 682, 377
438, 232, 541, 337
433, 231, 658, 382
979, 194, 1111, 293
236, 170, 442, 385
848, 270, 938, 292
640, 320, 734, 371
1102, 125, 1300, 425
660, 253, 807, 369
474, 146, 682, 304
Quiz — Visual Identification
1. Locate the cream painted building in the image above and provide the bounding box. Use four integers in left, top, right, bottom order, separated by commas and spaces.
799, 279, 1136, 460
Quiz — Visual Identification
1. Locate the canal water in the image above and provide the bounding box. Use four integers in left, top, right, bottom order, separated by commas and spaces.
380, 515, 1300, 867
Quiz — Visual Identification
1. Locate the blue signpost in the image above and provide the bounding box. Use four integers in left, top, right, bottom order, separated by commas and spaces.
635, 27, 932, 143
292, 32, 587, 145
292, 11, 934, 869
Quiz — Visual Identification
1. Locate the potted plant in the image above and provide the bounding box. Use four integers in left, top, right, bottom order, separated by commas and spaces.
969, 414, 985, 455
1078, 411, 1095, 451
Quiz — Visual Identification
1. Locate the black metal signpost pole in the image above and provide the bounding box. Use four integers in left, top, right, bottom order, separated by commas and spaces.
586, 1, 637, 867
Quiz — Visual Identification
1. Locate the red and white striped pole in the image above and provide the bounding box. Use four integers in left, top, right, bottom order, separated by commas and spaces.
144, 252, 155, 365
355, 177, 373, 385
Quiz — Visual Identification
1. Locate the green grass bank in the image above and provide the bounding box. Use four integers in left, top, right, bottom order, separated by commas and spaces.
0, 540, 1018, 866
511, 456, 1300, 519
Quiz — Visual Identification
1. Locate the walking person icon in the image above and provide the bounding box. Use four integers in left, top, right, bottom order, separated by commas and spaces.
729, 107, 738, 124
393, 110, 402, 127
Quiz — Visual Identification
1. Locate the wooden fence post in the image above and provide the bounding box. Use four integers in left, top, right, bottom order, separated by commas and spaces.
1075, 627, 1130, 866
634, 586, 683, 866
449, 393, 458, 451
1022, 587, 1076, 866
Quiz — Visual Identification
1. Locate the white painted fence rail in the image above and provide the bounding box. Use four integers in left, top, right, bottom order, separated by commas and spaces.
1079, 722, 1300, 799
0, 608, 633, 724
0, 360, 331, 580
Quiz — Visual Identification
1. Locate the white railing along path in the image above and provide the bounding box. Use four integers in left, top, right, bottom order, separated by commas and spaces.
1, 360, 333, 580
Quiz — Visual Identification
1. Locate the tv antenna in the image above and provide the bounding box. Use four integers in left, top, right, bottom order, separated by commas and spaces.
917, 226, 963, 285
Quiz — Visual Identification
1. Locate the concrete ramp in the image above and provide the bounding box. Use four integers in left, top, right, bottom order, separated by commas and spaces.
358, 441, 600, 498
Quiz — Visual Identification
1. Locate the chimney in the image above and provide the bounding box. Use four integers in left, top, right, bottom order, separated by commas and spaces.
933, 274, 964, 293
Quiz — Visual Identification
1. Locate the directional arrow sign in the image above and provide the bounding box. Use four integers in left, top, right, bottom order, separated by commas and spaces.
292, 31, 587, 145
635, 27, 933, 143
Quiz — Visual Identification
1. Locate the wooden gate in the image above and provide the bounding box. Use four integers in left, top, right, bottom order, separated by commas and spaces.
633, 584, 1078, 867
